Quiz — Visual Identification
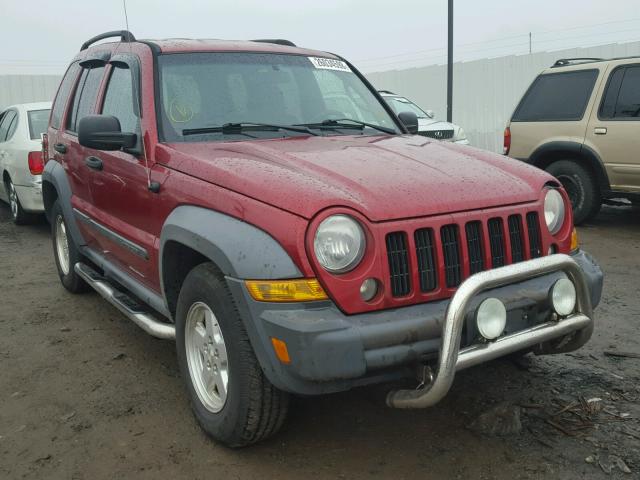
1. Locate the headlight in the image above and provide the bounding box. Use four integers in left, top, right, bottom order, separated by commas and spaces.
455, 127, 467, 141
314, 215, 365, 273
544, 189, 565, 235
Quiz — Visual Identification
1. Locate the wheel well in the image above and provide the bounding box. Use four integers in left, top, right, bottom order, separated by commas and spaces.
162, 241, 211, 317
42, 181, 58, 223
532, 149, 607, 193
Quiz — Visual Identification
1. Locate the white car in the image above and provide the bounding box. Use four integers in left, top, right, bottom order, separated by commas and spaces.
379, 91, 469, 144
0, 102, 51, 224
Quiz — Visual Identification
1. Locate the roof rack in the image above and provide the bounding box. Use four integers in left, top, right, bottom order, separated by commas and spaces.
377, 90, 396, 95
81, 30, 136, 51
552, 57, 603, 67
252, 39, 297, 47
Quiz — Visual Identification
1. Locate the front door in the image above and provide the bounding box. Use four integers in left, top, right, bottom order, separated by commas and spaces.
586, 63, 640, 192
88, 62, 159, 291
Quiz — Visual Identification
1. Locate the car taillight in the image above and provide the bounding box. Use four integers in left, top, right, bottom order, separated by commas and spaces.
503, 126, 511, 155
28, 151, 44, 175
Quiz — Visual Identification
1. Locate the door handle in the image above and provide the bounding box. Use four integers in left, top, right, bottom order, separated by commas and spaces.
85, 156, 103, 171
54, 143, 68, 154
594, 127, 607, 135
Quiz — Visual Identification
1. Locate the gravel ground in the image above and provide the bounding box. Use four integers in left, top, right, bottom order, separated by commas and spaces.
0, 202, 638, 479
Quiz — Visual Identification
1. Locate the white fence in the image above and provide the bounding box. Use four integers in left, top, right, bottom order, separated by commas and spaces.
0, 75, 62, 111
366, 41, 640, 153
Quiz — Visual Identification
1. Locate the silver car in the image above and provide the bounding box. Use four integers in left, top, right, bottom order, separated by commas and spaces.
0, 102, 51, 224
379, 91, 469, 144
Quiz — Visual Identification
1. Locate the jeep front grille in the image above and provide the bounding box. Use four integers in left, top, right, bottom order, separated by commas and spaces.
385, 211, 545, 297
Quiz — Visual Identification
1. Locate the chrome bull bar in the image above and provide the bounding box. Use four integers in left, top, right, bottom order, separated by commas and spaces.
386, 253, 594, 409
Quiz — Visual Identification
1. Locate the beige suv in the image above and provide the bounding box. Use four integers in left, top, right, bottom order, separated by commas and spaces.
505, 57, 640, 224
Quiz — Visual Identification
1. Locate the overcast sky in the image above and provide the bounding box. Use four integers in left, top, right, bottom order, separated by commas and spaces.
1, 0, 639, 75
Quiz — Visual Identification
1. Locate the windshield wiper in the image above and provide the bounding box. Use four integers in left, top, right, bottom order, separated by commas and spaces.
182, 122, 318, 136
296, 118, 396, 135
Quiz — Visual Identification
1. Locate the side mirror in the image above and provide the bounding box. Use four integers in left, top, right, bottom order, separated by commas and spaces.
78, 115, 137, 151
398, 111, 419, 134
425, 110, 435, 119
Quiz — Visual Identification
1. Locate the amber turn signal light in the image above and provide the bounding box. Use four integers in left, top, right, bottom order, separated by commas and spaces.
570, 228, 579, 252
271, 337, 291, 364
245, 279, 328, 302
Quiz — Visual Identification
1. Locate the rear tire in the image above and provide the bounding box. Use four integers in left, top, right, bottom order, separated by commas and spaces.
51, 200, 89, 293
6, 177, 34, 225
175, 263, 289, 447
546, 160, 601, 224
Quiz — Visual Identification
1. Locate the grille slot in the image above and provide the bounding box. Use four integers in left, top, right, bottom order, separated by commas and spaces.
526, 212, 542, 258
440, 224, 462, 288
415, 228, 437, 292
488, 218, 506, 268
508, 215, 525, 263
465, 221, 485, 274
386, 232, 411, 297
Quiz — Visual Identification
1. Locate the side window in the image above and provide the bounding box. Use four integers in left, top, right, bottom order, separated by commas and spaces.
512, 70, 599, 122
66, 66, 105, 133
599, 68, 625, 119
51, 62, 80, 130
6, 111, 19, 140
613, 66, 640, 118
102, 66, 138, 133
67, 69, 88, 132
0, 110, 17, 142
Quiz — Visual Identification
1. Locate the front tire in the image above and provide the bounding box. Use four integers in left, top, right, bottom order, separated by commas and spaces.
546, 160, 601, 224
51, 200, 89, 293
175, 263, 289, 447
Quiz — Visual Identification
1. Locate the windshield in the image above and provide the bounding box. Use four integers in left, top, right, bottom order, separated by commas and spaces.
385, 96, 429, 118
27, 109, 50, 140
157, 53, 400, 142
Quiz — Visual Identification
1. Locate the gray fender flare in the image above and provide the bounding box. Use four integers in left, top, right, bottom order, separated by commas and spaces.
159, 205, 302, 282
41, 160, 86, 248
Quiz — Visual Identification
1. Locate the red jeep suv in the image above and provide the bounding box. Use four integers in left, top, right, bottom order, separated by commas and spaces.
43, 31, 603, 447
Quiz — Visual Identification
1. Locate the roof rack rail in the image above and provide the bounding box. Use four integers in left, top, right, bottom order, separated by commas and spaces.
377, 90, 396, 95
252, 39, 297, 47
552, 57, 603, 67
81, 30, 136, 51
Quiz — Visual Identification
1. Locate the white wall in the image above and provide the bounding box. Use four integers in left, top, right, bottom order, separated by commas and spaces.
0, 75, 62, 110
366, 41, 640, 153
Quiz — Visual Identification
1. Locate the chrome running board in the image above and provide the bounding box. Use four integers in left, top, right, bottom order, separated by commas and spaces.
74, 262, 175, 340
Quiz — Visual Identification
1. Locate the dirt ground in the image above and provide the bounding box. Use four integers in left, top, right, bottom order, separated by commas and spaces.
0, 202, 638, 480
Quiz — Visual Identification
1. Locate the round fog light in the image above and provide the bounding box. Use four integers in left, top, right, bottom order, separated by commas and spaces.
360, 278, 378, 302
476, 298, 507, 340
551, 278, 576, 316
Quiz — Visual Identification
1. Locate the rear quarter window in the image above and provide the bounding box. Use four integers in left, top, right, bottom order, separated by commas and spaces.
512, 69, 599, 122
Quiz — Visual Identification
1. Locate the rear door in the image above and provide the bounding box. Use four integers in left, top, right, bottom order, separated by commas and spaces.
58, 63, 107, 247
586, 63, 640, 192
88, 58, 159, 290
0, 110, 17, 200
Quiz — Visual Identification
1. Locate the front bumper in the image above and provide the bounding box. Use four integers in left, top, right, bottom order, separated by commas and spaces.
227, 250, 602, 397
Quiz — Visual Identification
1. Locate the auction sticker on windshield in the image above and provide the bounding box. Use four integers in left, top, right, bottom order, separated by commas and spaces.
308, 57, 351, 72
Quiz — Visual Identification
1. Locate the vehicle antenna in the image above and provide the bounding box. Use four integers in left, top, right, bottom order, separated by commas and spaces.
122, 0, 159, 193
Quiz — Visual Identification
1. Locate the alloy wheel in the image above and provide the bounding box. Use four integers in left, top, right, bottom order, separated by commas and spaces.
8, 181, 18, 220
185, 302, 229, 413
54, 215, 71, 275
